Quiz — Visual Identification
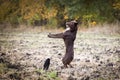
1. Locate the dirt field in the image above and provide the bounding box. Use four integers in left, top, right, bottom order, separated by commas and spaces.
0, 27, 120, 80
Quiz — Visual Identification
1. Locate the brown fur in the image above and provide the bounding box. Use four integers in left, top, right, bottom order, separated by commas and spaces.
48, 20, 78, 68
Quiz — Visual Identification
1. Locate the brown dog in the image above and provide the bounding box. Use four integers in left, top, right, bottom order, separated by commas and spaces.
48, 20, 78, 68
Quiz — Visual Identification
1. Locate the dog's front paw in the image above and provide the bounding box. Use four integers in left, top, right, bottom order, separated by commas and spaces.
48, 33, 52, 38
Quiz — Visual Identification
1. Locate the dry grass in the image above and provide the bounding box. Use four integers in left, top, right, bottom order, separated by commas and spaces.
0, 23, 120, 35
80, 23, 120, 35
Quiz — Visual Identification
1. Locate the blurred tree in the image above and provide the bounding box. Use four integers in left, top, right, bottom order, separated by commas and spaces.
113, 0, 120, 21
0, 0, 19, 24
0, 0, 119, 27
19, 0, 47, 25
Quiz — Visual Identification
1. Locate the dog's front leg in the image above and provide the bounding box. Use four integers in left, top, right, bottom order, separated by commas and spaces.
48, 33, 63, 38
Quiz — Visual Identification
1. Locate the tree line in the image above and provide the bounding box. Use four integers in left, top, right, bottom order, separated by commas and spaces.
0, 0, 120, 28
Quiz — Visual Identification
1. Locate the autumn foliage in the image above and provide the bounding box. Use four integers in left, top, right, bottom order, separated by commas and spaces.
0, 0, 120, 27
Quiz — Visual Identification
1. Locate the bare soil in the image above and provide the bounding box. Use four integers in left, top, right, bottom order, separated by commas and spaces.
0, 28, 120, 80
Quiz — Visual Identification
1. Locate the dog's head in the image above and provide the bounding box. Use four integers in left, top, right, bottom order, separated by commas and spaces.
65, 20, 78, 32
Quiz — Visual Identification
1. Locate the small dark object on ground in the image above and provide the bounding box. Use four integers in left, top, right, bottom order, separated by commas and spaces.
43, 58, 50, 70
